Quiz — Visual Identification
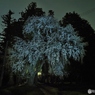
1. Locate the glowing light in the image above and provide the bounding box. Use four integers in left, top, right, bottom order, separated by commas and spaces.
88, 89, 95, 94
37, 72, 42, 76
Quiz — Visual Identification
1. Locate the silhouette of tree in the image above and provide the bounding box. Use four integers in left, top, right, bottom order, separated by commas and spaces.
0, 10, 16, 87
60, 12, 95, 84
19, 2, 45, 22
48, 10, 54, 17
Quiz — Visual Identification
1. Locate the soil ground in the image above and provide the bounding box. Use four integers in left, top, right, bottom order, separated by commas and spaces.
0, 83, 95, 95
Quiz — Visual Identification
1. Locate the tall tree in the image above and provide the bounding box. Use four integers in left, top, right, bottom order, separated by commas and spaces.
60, 12, 95, 84
0, 10, 15, 87
7, 15, 87, 86
19, 2, 45, 22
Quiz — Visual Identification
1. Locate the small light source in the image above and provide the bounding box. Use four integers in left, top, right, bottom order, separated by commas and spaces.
37, 72, 42, 76
88, 89, 92, 94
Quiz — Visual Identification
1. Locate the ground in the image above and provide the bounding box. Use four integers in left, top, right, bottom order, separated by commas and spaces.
0, 83, 94, 95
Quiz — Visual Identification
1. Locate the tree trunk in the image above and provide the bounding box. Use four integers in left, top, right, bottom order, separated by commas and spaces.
27, 72, 37, 86
0, 41, 8, 87
0, 65, 4, 87
34, 73, 38, 85
7, 72, 14, 86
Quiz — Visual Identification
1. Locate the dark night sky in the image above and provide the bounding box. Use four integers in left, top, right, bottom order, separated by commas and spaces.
0, 0, 95, 32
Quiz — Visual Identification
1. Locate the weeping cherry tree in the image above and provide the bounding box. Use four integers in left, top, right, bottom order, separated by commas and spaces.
8, 15, 87, 85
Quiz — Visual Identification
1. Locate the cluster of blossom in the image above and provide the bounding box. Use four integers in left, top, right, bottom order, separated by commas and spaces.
8, 15, 87, 78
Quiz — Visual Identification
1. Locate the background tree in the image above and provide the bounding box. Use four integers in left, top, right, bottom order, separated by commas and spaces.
60, 12, 95, 84
0, 32, 5, 86
7, 15, 87, 86
19, 2, 45, 22
0, 10, 16, 87
48, 10, 54, 17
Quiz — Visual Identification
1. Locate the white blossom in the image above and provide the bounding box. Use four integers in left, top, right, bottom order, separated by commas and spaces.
8, 15, 87, 82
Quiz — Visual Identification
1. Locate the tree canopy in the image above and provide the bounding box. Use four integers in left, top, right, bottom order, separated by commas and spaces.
7, 15, 87, 85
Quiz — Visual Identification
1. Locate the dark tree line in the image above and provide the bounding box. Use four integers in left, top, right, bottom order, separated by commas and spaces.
0, 2, 95, 87
0, 10, 15, 87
